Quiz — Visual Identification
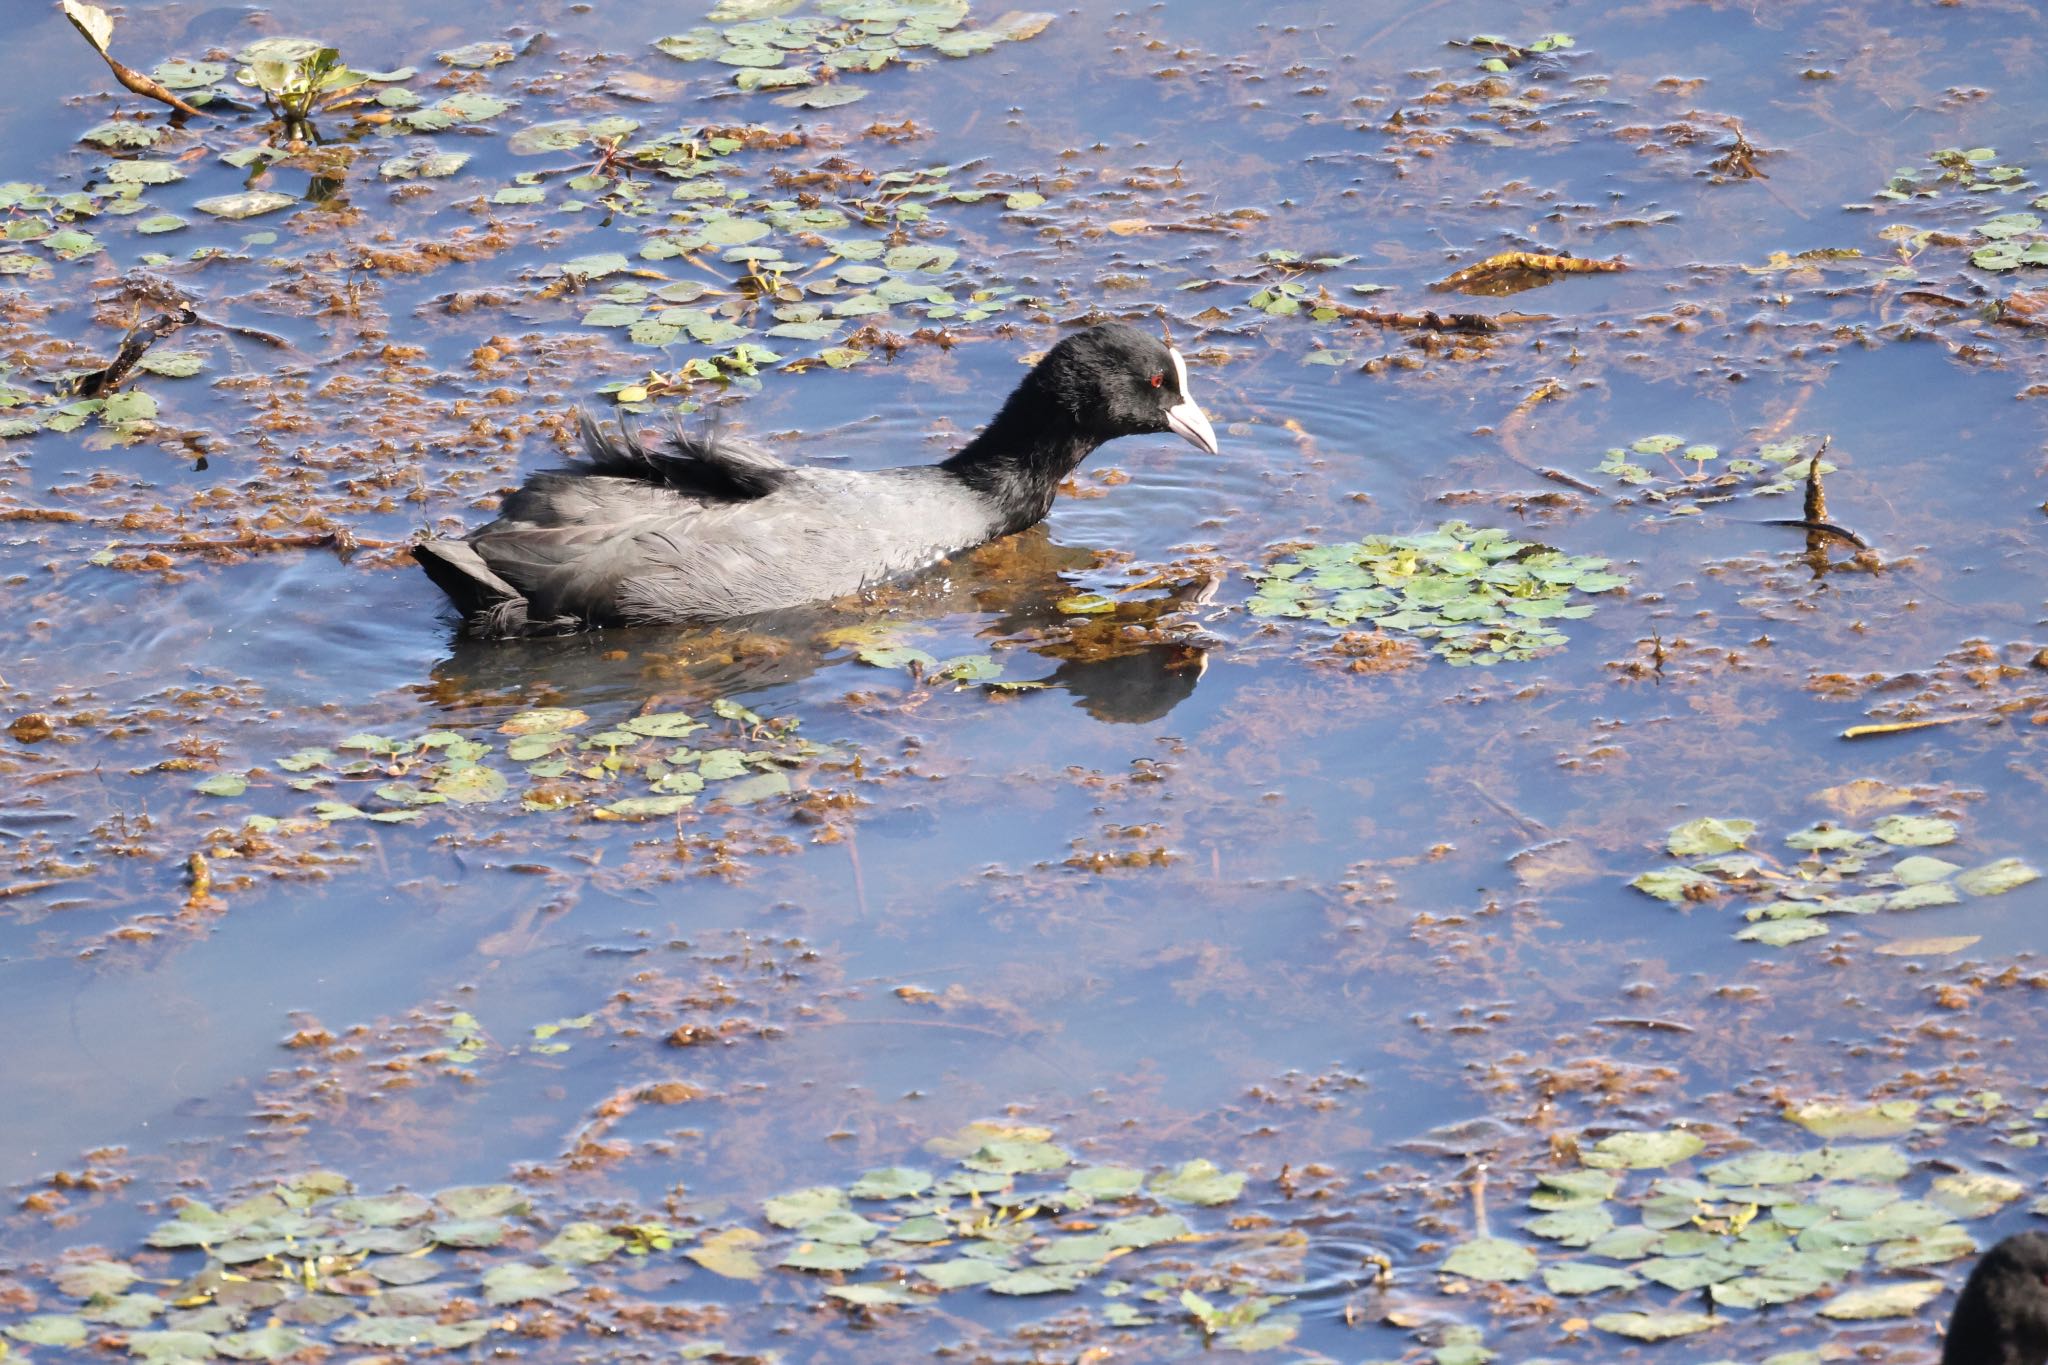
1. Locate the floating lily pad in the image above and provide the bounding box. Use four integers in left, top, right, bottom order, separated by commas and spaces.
439, 41, 516, 68
381, 149, 470, 180
1818, 1279, 1944, 1319
1583, 1129, 1704, 1170
194, 191, 297, 220
1441, 1237, 1537, 1282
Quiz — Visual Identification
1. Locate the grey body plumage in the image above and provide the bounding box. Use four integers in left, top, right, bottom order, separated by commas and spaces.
415, 323, 1219, 638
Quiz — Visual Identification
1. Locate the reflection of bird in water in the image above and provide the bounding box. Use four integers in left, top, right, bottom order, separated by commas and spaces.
421, 525, 1218, 726
1942, 1231, 2048, 1365
416, 324, 1218, 636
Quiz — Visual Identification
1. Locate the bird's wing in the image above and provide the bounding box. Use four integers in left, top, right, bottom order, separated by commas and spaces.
575, 411, 794, 501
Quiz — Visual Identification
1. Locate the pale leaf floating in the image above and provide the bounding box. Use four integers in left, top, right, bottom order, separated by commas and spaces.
194, 191, 298, 220
1874, 934, 1982, 956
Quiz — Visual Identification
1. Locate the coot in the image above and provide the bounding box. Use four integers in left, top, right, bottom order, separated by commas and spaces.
416, 323, 1219, 637
1944, 1231, 2048, 1365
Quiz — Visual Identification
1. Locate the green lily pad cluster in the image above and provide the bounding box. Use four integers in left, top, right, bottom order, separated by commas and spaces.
1592, 431, 1833, 501
1441, 1130, 2011, 1342
655, 0, 1053, 107
0, 1171, 676, 1361
1450, 31, 1575, 73
700, 1123, 1278, 1342
1922, 1089, 2048, 1153
1247, 521, 1627, 666
1628, 810, 2041, 948
195, 699, 820, 826
0, 24, 1069, 442
562, 156, 1037, 397
1869, 147, 2048, 273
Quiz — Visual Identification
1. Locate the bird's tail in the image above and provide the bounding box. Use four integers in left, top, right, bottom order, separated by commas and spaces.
414, 539, 532, 637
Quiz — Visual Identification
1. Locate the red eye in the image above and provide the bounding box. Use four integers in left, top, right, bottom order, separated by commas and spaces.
1149, 373, 1164, 388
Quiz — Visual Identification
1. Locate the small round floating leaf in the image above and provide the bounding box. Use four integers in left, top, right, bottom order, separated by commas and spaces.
1704, 1150, 1817, 1185
1441, 1237, 1536, 1282
214, 1327, 311, 1362
195, 772, 248, 797
1067, 1166, 1145, 1201
1877, 1224, 1978, 1269
1103, 1212, 1191, 1248
1892, 855, 1961, 885
543, 1222, 625, 1265
561, 252, 632, 279
106, 159, 182, 184
1818, 1279, 1944, 1319
7, 1316, 89, 1348
775, 84, 869, 108
848, 1166, 930, 1199
440, 41, 515, 68
1784, 1100, 1919, 1140
1147, 1159, 1245, 1206
1530, 1169, 1620, 1209
962, 1138, 1069, 1175
890, 1215, 951, 1243
1032, 1233, 1119, 1265
1542, 1263, 1641, 1295
195, 191, 296, 220
433, 765, 507, 804
799, 1211, 882, 1245
435, 1184, 527, 1219
1930, 1173, 2024, 1218
1870, 814, 1958, 847
600, 795, 694, 819
988, 1266, 1087, 1295
128, 1330, 219, 1362
765, 1185, 849, 1228
1885, 883, 1960, 911
333, 1318, 493, 1349
1666, 817, 1755, 857
139, 350, 203, 376
824, 1283, 914, 1306
53, 1252, 137, 1301
782, 1239, 871, 1272
1631, 867, 1716, 902
1738, 919, 1828, 947
1583, 1129, 1704, 1169
920, 1257, 1004, 1288
1592, 1311, 1719, 1340
1786, 823, 1867, 850
687, 1227, 765, 1280
1524, 1205, 1614, 1246
381, 149, 470, 180
1955, 858, 2041, 896
482, 1262, 574, 1305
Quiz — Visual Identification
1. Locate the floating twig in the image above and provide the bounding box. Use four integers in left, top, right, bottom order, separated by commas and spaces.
60, 0, 208, 119
72, 306, 196, 398
1594, 1016, 1697, 1034
1841, 716, 1967, 740
1709, 119, 1766, 180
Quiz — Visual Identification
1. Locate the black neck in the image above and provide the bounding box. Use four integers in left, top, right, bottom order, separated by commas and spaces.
940, 386, 1101, 535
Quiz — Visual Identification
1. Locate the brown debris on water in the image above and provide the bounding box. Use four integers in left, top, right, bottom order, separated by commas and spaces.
1433, 251, 1627, 297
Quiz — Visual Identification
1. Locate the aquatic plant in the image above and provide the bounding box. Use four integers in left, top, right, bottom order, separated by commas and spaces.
1248, 521, 1627, 665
